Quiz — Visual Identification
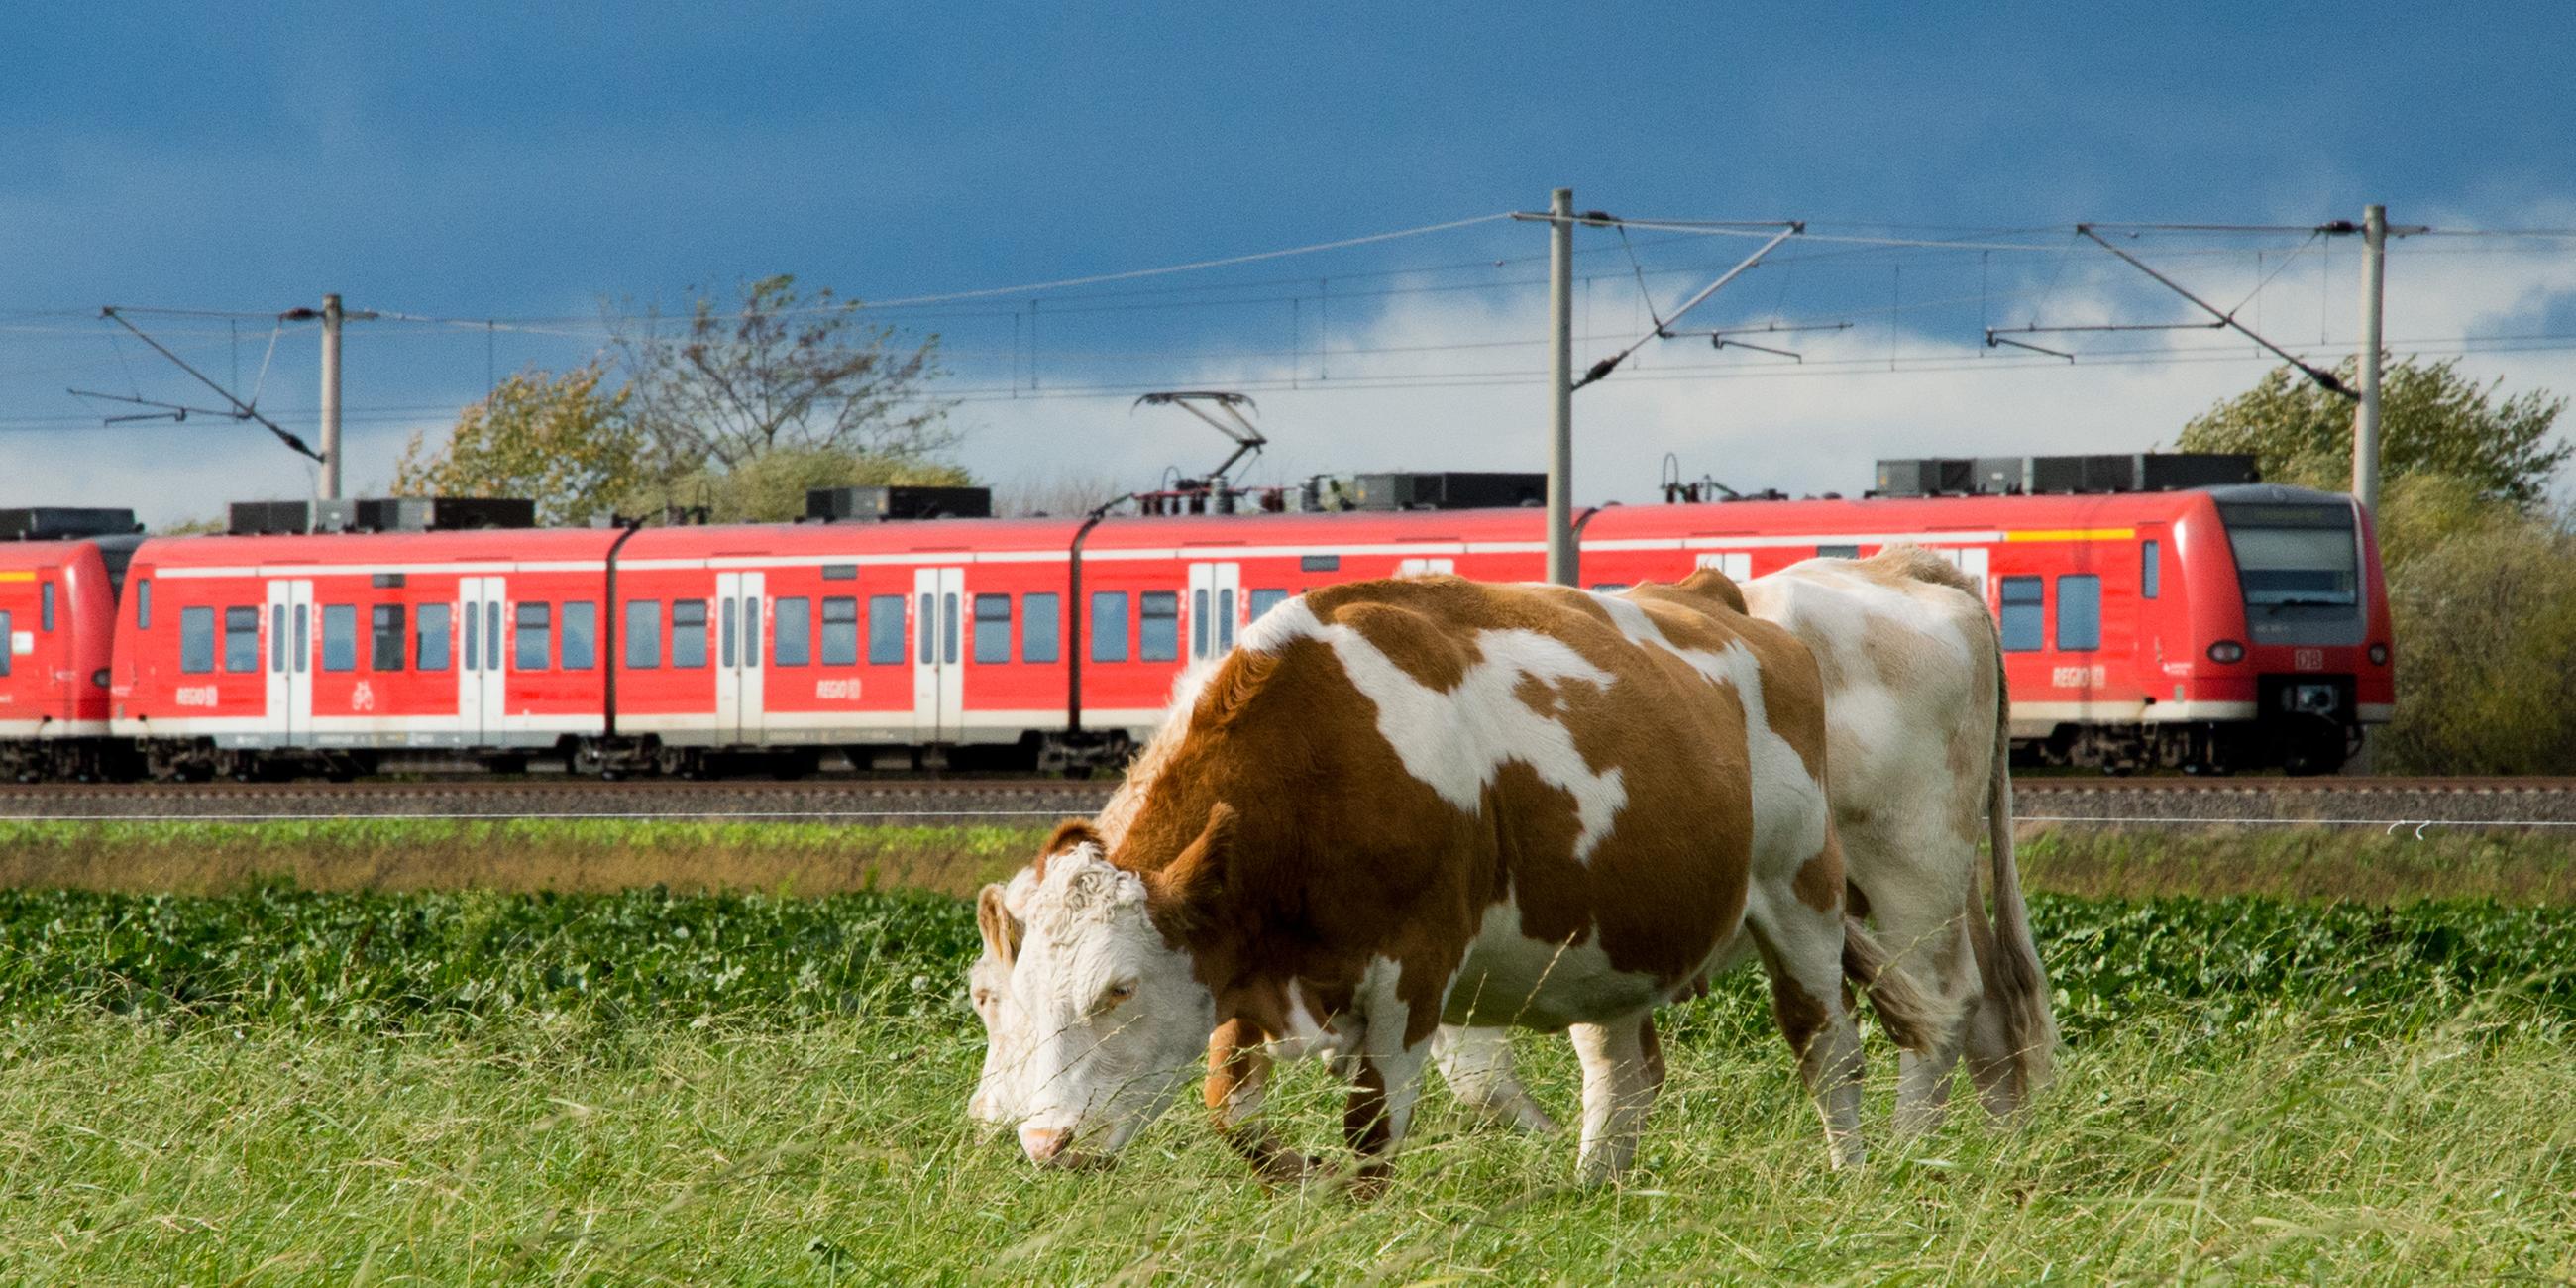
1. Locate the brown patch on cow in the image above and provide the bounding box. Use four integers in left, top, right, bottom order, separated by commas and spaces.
1792, 844, 1843, 914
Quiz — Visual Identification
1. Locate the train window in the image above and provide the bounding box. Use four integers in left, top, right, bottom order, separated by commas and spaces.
1090, 591, 1129, 663
943, 593, 959, 666
772, 597, 811, 666
821, 564, 857, 582
739, 594, 760, 669
272, 604, 289, 673
671, 600, 708, 668
299, 604, 314, 675
178, 607, 214, 674
484, 602, 501, 673
824, 596, 861, 665
864, 596, 902, 665
417, 603, 451, 672
320, 605, 357, 672
561, 602, 595, 671
0, 611, 8, 675
228, 606, 263, 674
514, 602, 552, 672
41, 583, 54, 632
462, 601, 478, 672
1022, 593, 1060, 663
1590, 584, 1629, 593
2141, 540, 2160, 599
1191, 589, 1209, 659
1301, 555, 1340, 573
2056, 576, 2101, 652
720, 597, 736, 669
624, 600, 661, 669
1999, 578, 2044, 652
1140, 591, 1180, 663
916, 593, 933, 665
138, 579, 152, 630
1248, 589, 1288, 623
1816, 545, 1859, 560
371, 605, 406, 672
1217, 589, 1234, 653
974, 594, 1012, 664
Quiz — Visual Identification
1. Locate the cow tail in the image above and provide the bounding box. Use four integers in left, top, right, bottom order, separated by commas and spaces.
1983, 632, 2059, 1099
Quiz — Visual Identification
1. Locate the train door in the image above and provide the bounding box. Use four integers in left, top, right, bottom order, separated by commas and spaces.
1187, 561, 1241, 662
912, 567, 964, 745
458, 577, 507, 744
716, 571, 766, 744
264, 579, 314, 745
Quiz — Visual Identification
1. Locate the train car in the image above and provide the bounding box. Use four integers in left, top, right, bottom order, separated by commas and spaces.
86, 459, 2396, 781
111, 527, 627, 779
1580, 481, 2393, 773
0, 538, 124, 780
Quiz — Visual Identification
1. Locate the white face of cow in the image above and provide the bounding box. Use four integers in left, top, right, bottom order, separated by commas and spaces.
1006, 844, 1216, 1167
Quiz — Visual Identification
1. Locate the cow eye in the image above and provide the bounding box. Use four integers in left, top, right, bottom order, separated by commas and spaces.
971, 987, 994, 1011
1096, 981, 1138, 1013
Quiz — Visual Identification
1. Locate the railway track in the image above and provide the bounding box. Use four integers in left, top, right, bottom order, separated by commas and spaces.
2, 776, 2574, 825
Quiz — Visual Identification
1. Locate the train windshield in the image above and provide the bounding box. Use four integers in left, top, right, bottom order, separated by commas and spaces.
2218, 501, 2359, 607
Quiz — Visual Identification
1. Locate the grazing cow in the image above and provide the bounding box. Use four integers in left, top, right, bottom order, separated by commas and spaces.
1401, 550, 2059, 1133
988, 574, 1941, 1183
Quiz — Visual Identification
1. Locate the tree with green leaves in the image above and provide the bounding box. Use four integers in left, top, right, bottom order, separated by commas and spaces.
610, 274, 957, 477
390, 361, 643, 527
2177, 357, 2568, 508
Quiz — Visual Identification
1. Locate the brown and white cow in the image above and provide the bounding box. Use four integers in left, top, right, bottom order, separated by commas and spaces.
1411, 549, 2058, 1132
986, 573, 1942, 1182
973, 550, 2055, 1159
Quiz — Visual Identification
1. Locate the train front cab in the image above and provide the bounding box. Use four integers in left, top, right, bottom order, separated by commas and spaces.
2166, 483, 2393, 774
0, 539, 121, 781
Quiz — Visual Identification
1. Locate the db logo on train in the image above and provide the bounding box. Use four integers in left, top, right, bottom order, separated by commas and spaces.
2294, 649, 2325, 672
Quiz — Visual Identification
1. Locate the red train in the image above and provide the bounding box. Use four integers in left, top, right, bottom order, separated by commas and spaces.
0, 467, 2392, 781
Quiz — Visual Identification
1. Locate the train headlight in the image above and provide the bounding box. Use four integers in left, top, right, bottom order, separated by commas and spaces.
2368, 643, 2389, 666
2206, 640, 2245, 664
91, 669, 110, 688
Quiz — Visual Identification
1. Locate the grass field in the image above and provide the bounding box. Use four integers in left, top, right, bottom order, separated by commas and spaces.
0, 820, 2571, 1283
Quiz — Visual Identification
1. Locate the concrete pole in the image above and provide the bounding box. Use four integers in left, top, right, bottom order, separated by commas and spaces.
2352, 206, 2386, 515
318, 292, 345, 503
1546, 188, 1575, 586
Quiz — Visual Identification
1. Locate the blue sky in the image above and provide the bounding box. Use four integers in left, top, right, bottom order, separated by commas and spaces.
6, 3, 2573, 522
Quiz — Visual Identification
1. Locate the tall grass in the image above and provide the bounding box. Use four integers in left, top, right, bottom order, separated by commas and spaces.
0, 982, 2566, 1282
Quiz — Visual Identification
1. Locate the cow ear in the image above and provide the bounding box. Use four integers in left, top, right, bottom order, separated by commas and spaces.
1034, 818, 1104, 881
1146, 802, 1237, 936
976, 882, 1023, 968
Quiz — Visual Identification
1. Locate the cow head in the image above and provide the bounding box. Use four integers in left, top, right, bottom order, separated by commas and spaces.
1006, 805, 1234, 1168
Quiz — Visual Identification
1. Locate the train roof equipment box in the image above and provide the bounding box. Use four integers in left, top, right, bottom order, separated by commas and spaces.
1873, 459, 1978, 498
312, 496, 539, 534
805, 485, 994, 522
1873, 453, 2259, 497
1349, 472, 1547, 511
0, 507, 142, 540
227, 500, 313, 535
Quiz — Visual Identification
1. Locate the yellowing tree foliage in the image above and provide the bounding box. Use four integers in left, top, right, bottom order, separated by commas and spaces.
392, 363, 642, 527
2178, 357, 2569, 508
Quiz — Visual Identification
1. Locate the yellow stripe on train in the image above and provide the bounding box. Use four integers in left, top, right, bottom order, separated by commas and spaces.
2001, 527, 2137, 543
0, 571, 36, 583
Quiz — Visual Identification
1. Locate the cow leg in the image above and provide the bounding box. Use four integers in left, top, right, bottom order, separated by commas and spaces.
1431, 1025, 1559, 1134
1875, 889, 1982, 1137
1205, 1019, 1316, 1185
1748, 898, 1868, 1169
1339, 1037, 1431, 1195
1569, 1014, 1661, 1185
